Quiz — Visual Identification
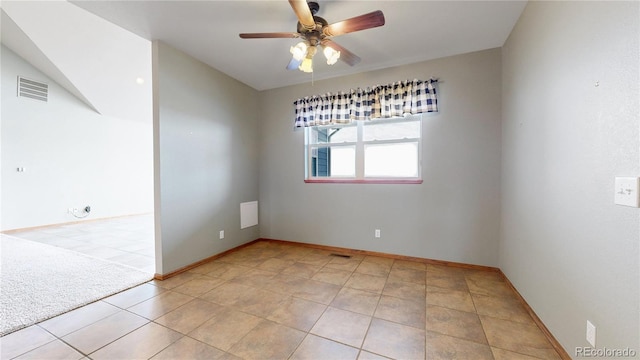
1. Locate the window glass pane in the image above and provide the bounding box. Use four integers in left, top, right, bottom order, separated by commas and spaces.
330, 146, 356, 177
329, 126, 357, 143
364, 143, 418, 177
310, 146, 356, 177
308, 125, 357, 144
363, 120, 420, 141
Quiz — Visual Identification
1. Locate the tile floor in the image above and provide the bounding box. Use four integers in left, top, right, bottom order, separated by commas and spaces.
6, 214, 155, 273
1, 241, 563, 360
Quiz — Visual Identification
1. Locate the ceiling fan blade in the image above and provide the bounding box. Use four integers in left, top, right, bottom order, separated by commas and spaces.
288, 0, 316, 30
239, 32, 299, 39
322, 10, 385, 37
322, 40, 361, 66
286, 58, 302, 70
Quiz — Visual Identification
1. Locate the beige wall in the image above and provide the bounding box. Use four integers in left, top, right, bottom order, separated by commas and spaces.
258, 48, 503, 267
501, 1, 639, 352
153, 41, 260, 274
1, 46, 153, 230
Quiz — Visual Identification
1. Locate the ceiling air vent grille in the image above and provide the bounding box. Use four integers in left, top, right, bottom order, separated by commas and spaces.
17, 76, 48, 102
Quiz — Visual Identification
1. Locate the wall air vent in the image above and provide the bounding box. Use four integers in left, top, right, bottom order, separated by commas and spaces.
17, 76, 48, 102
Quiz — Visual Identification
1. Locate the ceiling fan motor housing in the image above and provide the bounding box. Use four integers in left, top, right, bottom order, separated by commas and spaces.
308, 1, 320, 15
297, 15, 327, 46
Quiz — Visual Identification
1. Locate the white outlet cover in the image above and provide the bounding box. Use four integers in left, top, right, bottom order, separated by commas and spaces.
614, 177, 640, 207
586, 320, 596, 347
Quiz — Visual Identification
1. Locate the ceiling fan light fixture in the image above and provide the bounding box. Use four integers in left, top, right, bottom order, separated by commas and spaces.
299, 58, 313, 73
299, 46, 317, 73
290, 41, 308, 61
323, 46, 340, 65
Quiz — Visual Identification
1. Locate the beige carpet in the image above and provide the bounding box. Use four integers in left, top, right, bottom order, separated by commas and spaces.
0, 234, 153, 336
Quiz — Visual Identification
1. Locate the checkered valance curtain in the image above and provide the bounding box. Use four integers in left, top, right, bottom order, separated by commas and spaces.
293, 79, 438, 128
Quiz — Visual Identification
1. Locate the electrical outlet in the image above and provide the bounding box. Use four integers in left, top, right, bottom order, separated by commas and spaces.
219, 230, 225, 240
586, 320, 596, 347
374, 229, 381, 238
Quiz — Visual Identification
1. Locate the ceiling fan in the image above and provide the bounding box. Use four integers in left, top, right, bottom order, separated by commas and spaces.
239, 0, 385, 73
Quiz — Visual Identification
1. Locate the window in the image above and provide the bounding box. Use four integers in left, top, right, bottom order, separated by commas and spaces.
305, 116, 422, 183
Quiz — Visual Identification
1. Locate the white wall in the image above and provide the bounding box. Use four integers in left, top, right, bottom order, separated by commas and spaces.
258, 48, 502, 267
501, 1, 639, 354
153, 41, 260, 274
1, 46, 154, 230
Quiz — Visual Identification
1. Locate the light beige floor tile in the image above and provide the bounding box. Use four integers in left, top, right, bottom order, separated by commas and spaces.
345, 273, 387, 293
227, 268, 278, 288
426, 286, 476, 313
298, 252, 333, 266
374, 295, 426, 329
103, 283, 165, 309
200, 282, 254, 306
355, 261, 392, 277
393, 259, 426, 271
215, 264, 255, 280
62, 311, 148, 354
357, 351, 392, 359
224, 256, 269, 268
310, 307, 371, 348
233, 287, 288, 317
312, 267, 353, 285
291, 334, 360, 360
151, 336, 225, 359
188, 261, 229, 275
465, 269, 505, 283
382, 279, 425, 302
330, 287, 381, 316
492, 347, 546, 360
267, 297, 327, 332
5, 241, 566, 360
426, 331, 494, 359
472, 293, 533, 324
257, 257, 295, 272
154, 272, 203, 290
128, 291, 194, 320
281, 262, 322, 279
189, 309, 263, 351
425, 305, 487, 344
228, 321, 305, 360
274, 247, 311, 262
38, 301, 120, 337
480, 316, 561, 359
361, 256, 394, 266
171, 276, 226, 297
13, 339, 84, 360
155, 298, 224, 334
466, 277, 514, 298
427, 272, 470, 291
291, 279, 342, 304
388, 267, 426, 284
362, 318, 426, 360
90, 322, 182, 359
324, 256, 362, 272
0, 326, 56, 359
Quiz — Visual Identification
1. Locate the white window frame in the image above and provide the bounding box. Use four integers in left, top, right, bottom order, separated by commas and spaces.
304, 116, 422, 184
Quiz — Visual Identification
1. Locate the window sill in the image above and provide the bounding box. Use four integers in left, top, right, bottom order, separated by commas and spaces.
304, 179, 423, 184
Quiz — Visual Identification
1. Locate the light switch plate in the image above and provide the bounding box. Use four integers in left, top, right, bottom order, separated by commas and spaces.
614, 177, 640, 207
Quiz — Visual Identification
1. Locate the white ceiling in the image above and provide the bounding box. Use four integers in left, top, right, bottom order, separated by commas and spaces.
71, 0, 527, 91
2, 1, 153, 123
